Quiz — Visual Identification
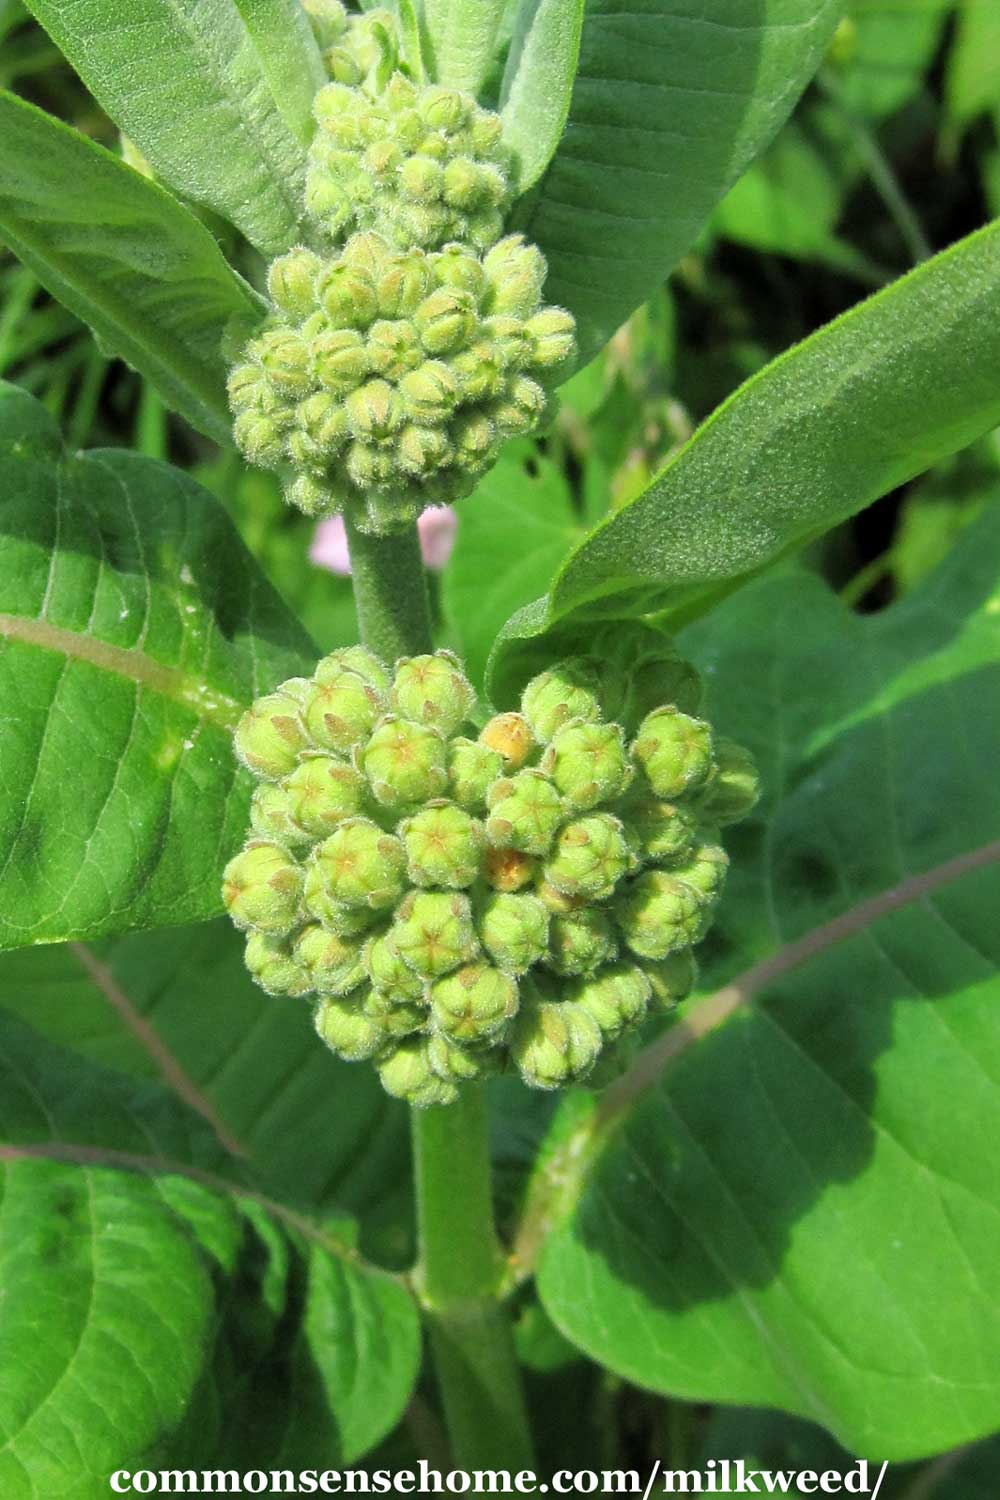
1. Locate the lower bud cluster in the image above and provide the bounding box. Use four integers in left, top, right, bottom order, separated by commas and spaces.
222, 643, 759, 1106
229, 231, 574, 534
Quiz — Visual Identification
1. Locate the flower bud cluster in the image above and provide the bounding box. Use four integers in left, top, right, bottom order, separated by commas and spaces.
228, 230, 575, 533
302, 2, 399, 87
222, 644, 759, 1106
306, 73, 513, 252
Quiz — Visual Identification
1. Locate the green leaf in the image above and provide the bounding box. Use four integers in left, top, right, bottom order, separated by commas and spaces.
487, 217, 1000, 704
0, 92, 264, 445
0, 383, 315, 951
23, 0, 316, 253
421, 0, 508, 93
834, 0, 950, 120
518, 0, 842, 366
0, 920, 412, 1247
534, 509, 1000, 1460
442, 442, 587, 691
945, 0, 1000, 127
500, 0, 585, 193
0, 1012, 419, 1491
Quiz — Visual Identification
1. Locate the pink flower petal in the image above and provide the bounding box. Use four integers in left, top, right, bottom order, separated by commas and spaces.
309, 515, 352, 575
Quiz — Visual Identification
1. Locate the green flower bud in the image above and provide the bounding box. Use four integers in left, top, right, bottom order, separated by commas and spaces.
397, 423, 451, 476
316, 263, 379, 328
315, 990, 386, 1062
391, 890, 477, 979
340, 231, 394, 278
313, 327, 369, 393
481, 846, 538, 893
267, 248, 322, 319
480, 315, 531, 370
484, 235, 546, 316
542, 720, 631, 811
255, 328, 312, 397
306, 817, 406, 911
525, 307, 576, 371
620, 651, 702, 727
478, 890, 549, 975
670, 840, 728, 903
399, 153, 445, 201
303, 671, 383, 753
302, 881, 381, 938
222, 842, 304, 935
377, 253, 433, 317
302, 0, 348, 49
694, 738, 761, 824
286, 472, 337, 517
314, 645, 391, 694
614, 869, 710, 959
452, 412, 495, 470
490, 376, 547, 437
290, 392, 350, 466
390, 651, 475, 734
449, 344, 505, 402
245, 930, 312, 997
447, 737, 503, 812
362, 715, 448, 809
522, 659, 602, 744
378, 1036, 459, 1107
249, 780, 310, 849
227, 363, 273, 413
362, 931, 426, 1004
419, 86, 468, 133
427, 1033, 498, 1083
644, 950, 698, 1008
535, 878, 585, 916
486, 770, 564, 856
399, 800, 484, 888
284, 754, 367, 838
305, 170, 355, 232
367, 318, 423, 381
414, 288, 477, 355
345, 378, 404, 441
362, 986, 426, 1043
430, 963, 518, 1045
346, 439, 396, 489
543, 813, 629, 901
293, 922, 365, 995
510, 995, 602, 1090
546, 907, 617, 977
233, 411, 285, 468
399, 360, 459, 423
441, 156, 491, 209
575, 963, 651, 1040
433, 245, 487, 300
234, 690, 311, 778
631, 708, 715, 799
617, 794, 699, 865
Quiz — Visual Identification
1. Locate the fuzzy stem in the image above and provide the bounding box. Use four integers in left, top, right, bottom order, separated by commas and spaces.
345, 522, 533, 1469
412, 1088, 535, 1469
345, 514, 433, 663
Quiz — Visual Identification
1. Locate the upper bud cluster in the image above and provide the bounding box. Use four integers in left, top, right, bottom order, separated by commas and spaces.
307, 73, 513, 252
223, 637, 759, 1106
228, 230, 575, 533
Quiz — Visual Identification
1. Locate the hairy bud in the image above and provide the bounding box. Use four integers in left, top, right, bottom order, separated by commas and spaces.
543, 813, 629, 901
486, 770, 564, 856
542, 720, 631, 811
521, 659, 602, 744
294, 923, 366, 995
614, 869, 710, 960
362, 716, 448, 808
234, 690, 310, 779
222, 842, 303, 935
632, 708, 715, 799
478, 891, 549, 975
510, 993, 602, 1090
306, 818, 406, 912
447, 736, 503, 812
430, 963, 518, 1045
303, 671, 384, 754
378, 1036, 459, 1107
390, 652, 475, 735
479, 712, 536, 770
244, 931, 311, 997
390, 890, 477, 979
399, 800, 485, 888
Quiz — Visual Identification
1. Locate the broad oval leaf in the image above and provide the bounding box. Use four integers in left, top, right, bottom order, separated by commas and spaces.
500, 0, 585, 193
0, 383, 315, 951
519, 0, 842, 366
0, 1012, 419, 1491
23, 0, 320, 253
488, 217, 1000, 704
534, 508, 1000, 1461
0, 92, 265, 445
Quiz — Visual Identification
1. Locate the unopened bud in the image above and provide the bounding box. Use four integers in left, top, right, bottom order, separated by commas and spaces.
632, 708, 715, 799
315, 991, 385, 1061
362, 716, 448, 808
345, 378, 404, 441
447, 737, 503, 811
575, 964, 651, 1040
313, 327, 369, 393
378, 1036, 459, 1106
245, 930, 312, 997
694, 738, 760, 824
614, 870, 710, 959
267, 248, 322, 319
522, 659, 602, 744
233, 411, 285, 468
306, 817, 406, 911
486, 770, 564, 856
303, 672, 383, 753
510, 994, 601, 1089
391, 651, 475, 734
433, 245, 487, 300
543, 813, 629, 901
419, 87, 468, 133
547, 907, 617, 976
294, 922, 366, 995
367, 318, 423, 381
479, 712, 536, 770
255, 328, 312, 396
542, 720, 630, 811
390, 890, 477, 979
427, 1033, 498, 1082
484, 235, 546, 316
430, 963, 518, 1045
399, 360, 459, 423
399, 801, 485, 888
284, 754, 367, 838
317, 263, 379, 328
362, 932, 426, 1004
525, 307, 576, 371
234, 690, 310, 778
377, 253, 433, 317
222, 842, 304, 935
249, 781, 311, 849
314, 646, 391, 694
414, 288, 477, 355
481, 846, 537, 893
645, 950, 698, 1008
478, 890, 549, 974
618, 794, 698, 865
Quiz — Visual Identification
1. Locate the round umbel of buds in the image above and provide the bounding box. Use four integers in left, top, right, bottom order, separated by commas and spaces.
228, 226, 576, 536
223, 645, 757, 1104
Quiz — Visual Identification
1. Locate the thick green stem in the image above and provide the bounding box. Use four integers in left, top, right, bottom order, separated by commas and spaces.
345, 514, 433, 662
345, 519, 533, 1469
412, 1089, 535, 1470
